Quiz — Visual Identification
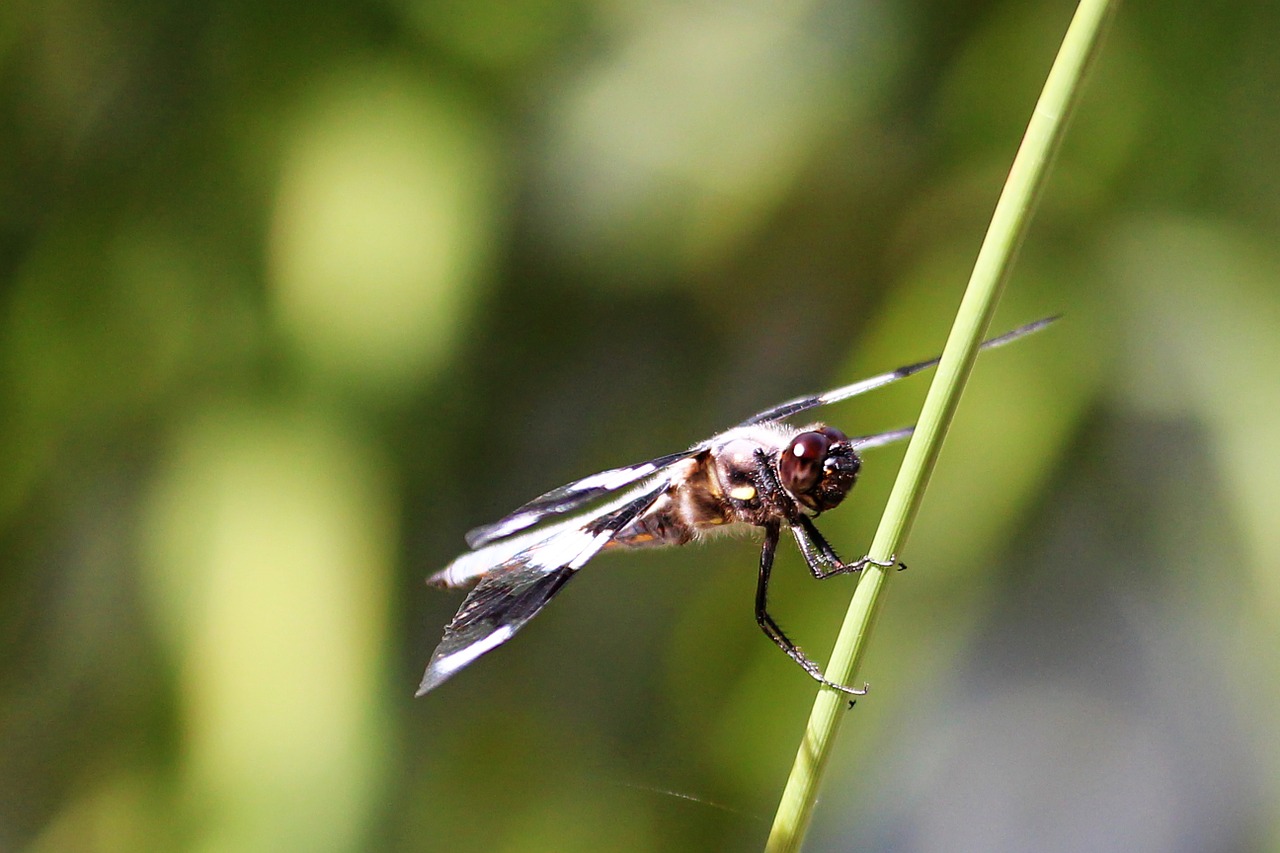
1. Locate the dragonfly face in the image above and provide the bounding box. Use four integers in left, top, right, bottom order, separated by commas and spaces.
417, 317, 1056, 697
777, 426, 861, 513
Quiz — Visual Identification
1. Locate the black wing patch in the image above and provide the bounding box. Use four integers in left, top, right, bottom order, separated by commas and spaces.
418, 484, 667, 694
416, 562, 576, 696
740, 316, 1058, 426
465, 449, 696, 548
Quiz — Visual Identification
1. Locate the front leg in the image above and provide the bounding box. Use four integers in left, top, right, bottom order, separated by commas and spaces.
755, 521, 867, 696
790, 515, 899, 579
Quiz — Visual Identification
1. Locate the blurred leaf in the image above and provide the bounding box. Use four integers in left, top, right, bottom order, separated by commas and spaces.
269, 62, 503, 395
529, 0, 902, 284
141, 406, 393, 852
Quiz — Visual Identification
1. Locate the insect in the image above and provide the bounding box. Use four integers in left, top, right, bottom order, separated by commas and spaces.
418, 317, 1055, 696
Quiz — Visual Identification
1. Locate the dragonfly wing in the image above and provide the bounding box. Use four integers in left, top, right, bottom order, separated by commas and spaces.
418, 483, 667, 694
464, 449, 697, 548
740, 316, 1058, 425
851, 425, 914, 450
417, 561, 577, 696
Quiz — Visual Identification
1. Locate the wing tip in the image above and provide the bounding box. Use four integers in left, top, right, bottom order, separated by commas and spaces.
415, 666, 450, 697
992, 314, 1061, 345
415, 624, 520, 698
425, 568, 456, 589
465, 509, 541, 550
463, 526, 493, 550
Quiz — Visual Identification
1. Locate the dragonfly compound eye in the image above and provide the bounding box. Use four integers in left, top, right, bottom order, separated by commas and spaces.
779, 431, 833, 496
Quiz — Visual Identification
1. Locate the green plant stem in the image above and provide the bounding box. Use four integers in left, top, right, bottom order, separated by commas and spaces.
764, 1, 1115, 850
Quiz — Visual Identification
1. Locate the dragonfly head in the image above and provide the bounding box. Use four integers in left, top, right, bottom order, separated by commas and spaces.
779, 426, 861, 513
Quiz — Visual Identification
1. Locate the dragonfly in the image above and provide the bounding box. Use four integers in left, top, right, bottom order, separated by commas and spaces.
417, 317, 1055, 696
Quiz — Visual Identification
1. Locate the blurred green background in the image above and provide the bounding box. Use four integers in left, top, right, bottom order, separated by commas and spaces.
3, 0, 1279, 850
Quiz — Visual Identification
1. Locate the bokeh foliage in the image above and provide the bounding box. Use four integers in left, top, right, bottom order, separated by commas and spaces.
3, 0, 1279, 851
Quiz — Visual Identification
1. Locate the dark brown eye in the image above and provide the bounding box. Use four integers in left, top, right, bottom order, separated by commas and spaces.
817, 426, 848, 444
779, 431, 833, 495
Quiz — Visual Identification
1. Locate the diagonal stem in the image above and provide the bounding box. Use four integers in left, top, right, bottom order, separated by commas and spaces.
765, 0, 1116, 849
